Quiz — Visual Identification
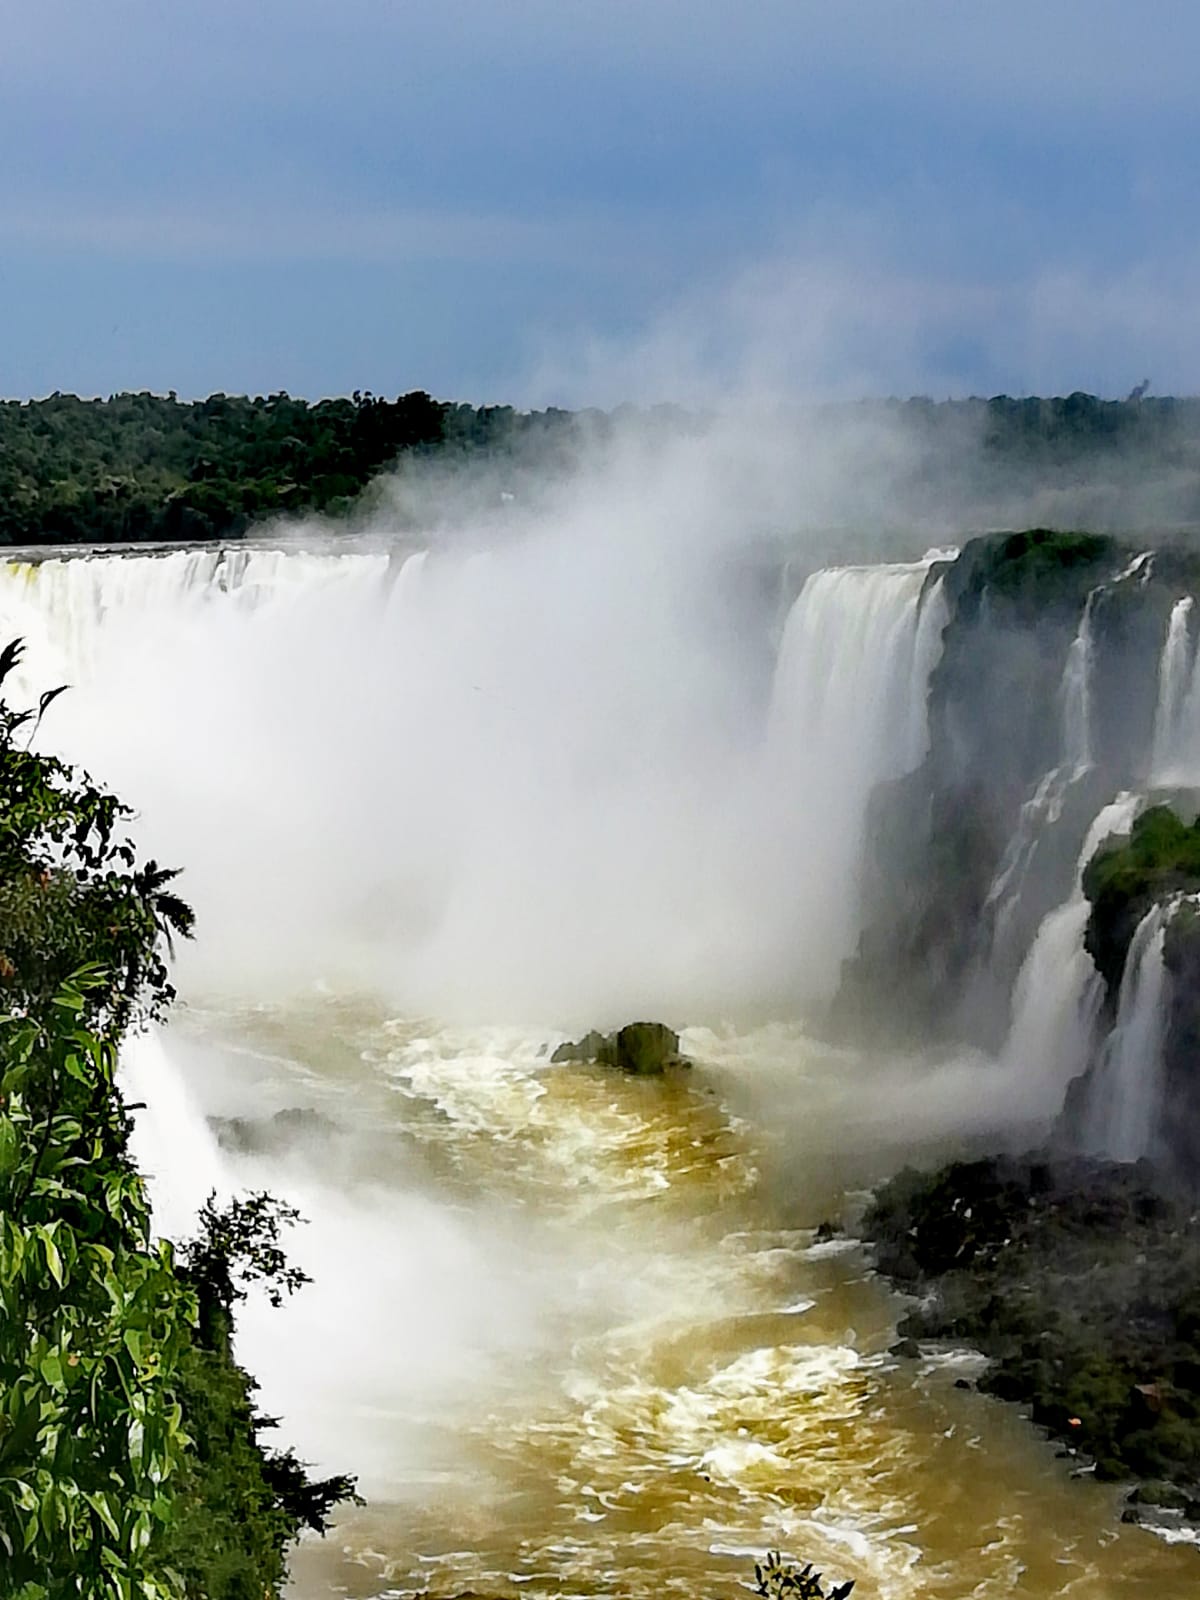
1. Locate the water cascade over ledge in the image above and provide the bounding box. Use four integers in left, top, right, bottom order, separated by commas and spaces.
999, 792, 1142, 1113
0, 543, 951, 1020
1082, 901, 1173, 1161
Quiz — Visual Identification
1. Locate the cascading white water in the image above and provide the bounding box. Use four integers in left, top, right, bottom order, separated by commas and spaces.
1060, 590, 1096, 774
1150, 596, 1198, 784
982, 595, 1101, 948
0, 541, 950, 1019
120, 1029, 231, 1239
765, 560, 948, 990
1082, 901, 1172, 1162
984, 769, 1071, 932
999, 792, 1141, 1111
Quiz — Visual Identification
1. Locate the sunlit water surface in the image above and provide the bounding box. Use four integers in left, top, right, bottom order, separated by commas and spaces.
138, 1002, 1199, 1600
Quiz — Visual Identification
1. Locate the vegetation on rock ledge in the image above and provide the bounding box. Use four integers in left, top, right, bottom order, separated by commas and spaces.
1083, 805, 1200, 996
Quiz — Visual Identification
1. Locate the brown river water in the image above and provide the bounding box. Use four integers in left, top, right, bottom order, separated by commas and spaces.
134, 999, 1200, 1600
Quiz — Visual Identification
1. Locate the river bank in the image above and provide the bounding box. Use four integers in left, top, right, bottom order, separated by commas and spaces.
865, 1152, 1200, 1540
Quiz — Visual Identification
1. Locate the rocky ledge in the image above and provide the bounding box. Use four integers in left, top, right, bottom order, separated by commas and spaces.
864, 1153, 1200, 1524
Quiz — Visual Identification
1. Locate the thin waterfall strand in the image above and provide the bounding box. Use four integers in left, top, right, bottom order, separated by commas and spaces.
1000, 792, 1141, 1108
1083, 902, 1172, 1162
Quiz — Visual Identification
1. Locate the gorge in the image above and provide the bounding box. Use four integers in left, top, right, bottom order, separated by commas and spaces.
5, 502, 1200, 1597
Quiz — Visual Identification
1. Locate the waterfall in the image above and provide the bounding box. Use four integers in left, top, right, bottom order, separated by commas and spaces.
907, 571, 952, 768
1082, 902, 1172, 1162
120, 1028, 231, 1240
1060, 591, 1097, 774
766, 560, 948, 990
0, 541, 950, 1019
1150, 596, 1197, 784
983, 594, 1101, 949
1000, 793, 1141, 1110
984, 770, 1072, 931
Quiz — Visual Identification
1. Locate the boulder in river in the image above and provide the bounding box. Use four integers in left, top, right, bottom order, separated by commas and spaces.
211, 1105, 334, 1155
550, 1021, 688, 1075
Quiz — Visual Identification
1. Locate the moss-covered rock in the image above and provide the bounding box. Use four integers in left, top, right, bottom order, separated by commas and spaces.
212, 1105, 334, 1156
1058, 804, 1200, 1175
954, 528, 1115, 613
1083, 806, 1200, 995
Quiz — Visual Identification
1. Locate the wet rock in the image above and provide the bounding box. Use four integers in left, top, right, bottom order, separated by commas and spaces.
211, 1105, 333, 1155
549, 1029, 611, 1065
864, 1151, 1200, 1523
890, 1338, 922, 1360
550, 1022, 688, 1075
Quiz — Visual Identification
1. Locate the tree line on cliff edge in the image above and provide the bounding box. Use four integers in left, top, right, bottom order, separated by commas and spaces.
1, 389, 1199, 547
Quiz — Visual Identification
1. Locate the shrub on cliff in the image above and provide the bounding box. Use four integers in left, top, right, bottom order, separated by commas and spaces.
1083, 804, 1200, 993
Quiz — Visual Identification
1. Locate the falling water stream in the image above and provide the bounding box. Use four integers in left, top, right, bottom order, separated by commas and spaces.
0, 543, 1195, 1598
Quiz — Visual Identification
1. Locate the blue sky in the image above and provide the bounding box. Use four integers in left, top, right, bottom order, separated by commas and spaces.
2, 1, 1197, 404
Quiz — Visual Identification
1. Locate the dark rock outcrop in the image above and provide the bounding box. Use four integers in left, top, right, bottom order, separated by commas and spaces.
551, 1021, 687, 1075
865, 1153, 1200, 1517
211, 1106, 334, 1155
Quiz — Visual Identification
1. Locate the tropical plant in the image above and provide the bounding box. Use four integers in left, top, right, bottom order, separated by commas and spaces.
0, 641, 354, 1598
754, 1550, 855, 1600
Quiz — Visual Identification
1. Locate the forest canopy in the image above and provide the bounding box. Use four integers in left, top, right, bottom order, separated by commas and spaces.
1, 389, 1200, 547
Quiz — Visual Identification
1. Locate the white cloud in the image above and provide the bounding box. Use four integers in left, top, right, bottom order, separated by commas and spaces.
519, 249, 1200, 406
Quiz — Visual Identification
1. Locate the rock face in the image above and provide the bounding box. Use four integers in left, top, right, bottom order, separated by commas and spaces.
1056, 805, 1200, 1177
550, 1022, 686, 1075
837, 531, 1200, 1048
865, 1153, 1200, 1515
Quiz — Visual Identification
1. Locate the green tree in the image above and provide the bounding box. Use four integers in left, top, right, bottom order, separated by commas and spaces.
0, 642, 355, 1599
0, 637, 197, 1597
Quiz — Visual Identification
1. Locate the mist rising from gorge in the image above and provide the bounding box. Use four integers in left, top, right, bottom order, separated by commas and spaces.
3, 394, 1196, 1033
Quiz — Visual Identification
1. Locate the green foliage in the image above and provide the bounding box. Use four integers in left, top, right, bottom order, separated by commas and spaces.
0, 642, 193, 1038
0, 642, 200, 1596
0, 390, 583, 546
162, 1193, 360, 1599
953, 527, 1116, 621
160, 1343, 293, 1600
1083, 805, 1200, 994
2, 388, 1199, 548
985, 528, 1114, 587
754, 1551, 854, 1600
0, 644, 354, 1599
1084, 805, 1200, 907
180, 1193, 311, 1315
